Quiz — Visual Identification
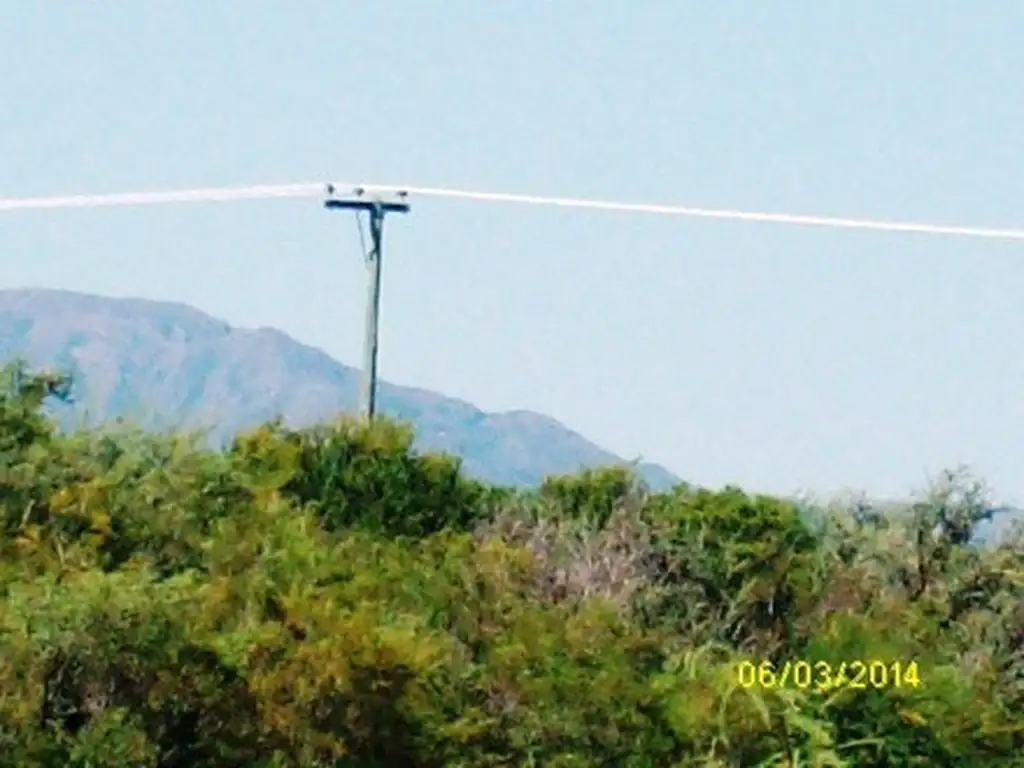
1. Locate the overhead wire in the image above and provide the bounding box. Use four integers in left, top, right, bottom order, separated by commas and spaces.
0, 181, 1022, 242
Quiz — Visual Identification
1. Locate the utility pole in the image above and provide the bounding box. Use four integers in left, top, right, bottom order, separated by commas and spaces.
324, 185, 410, 421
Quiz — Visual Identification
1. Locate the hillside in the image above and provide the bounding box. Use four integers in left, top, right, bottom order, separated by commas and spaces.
0, 288, 679, 489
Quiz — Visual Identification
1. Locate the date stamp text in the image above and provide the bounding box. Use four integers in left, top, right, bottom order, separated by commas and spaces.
736, 660, 921, 692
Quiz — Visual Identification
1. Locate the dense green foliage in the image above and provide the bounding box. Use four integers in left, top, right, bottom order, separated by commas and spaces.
1, 360, 1022, 766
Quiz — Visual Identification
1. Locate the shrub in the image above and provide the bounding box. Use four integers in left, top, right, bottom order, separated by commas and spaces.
1, 362, 1023, 765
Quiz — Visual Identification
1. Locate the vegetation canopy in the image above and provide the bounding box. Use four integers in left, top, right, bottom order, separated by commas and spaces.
0, 359, 1021, 767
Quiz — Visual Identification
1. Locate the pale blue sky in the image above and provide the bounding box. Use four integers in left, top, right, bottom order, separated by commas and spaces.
2, 3, 1022, 502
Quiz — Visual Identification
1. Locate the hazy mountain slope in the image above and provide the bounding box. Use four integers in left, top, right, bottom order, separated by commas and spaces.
0, 288, 680, 489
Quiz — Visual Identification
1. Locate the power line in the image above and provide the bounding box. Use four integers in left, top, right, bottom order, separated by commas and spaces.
1, 180, 1023, 242
0, 183, 322, 210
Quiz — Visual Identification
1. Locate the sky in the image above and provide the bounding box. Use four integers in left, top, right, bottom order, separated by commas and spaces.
2, 3, 1023, 503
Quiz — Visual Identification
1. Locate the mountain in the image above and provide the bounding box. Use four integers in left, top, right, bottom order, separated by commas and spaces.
0, 288, 680, 490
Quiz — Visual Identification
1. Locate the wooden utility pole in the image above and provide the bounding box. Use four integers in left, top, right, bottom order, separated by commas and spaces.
324, 186, 410, 420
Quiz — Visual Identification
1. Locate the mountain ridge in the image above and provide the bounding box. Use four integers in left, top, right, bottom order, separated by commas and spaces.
0, 288, 680, 489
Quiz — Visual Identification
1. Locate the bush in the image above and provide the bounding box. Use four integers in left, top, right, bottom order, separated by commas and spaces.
230, 417, 497, 538
1, 362, 1023, 765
